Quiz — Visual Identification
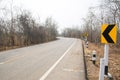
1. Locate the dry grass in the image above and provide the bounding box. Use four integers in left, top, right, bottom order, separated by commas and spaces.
85, 42, 120, 80
0, 46, 23, 51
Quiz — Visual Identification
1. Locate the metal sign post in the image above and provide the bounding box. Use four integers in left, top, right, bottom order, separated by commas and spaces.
104, 44, 109, 75
99, 58, 105, 80
100, 24, 117, 80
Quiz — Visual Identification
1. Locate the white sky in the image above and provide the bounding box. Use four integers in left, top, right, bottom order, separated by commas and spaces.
0, 0, 100, 32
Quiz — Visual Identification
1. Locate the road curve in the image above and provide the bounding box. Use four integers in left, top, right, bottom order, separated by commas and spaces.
0, 37, 76, 80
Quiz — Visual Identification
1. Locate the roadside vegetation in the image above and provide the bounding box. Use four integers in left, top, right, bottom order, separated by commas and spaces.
0, 1, 58, 51
85, 42, 120, 80
62, 0, 120, 46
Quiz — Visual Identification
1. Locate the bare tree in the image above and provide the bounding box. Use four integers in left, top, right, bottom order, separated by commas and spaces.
61, 27, 82, 38
45, 17, 58, 41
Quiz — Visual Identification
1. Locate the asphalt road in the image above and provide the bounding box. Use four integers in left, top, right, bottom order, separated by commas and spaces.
0, 37, 79, 80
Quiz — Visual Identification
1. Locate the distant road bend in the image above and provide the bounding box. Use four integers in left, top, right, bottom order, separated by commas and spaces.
0, 37, 85, 80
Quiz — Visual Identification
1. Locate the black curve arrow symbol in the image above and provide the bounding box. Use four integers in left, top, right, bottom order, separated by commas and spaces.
102, 24, 115, 43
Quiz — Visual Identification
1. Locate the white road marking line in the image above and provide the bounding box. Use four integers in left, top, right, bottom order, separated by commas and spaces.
39, 40, 76, 80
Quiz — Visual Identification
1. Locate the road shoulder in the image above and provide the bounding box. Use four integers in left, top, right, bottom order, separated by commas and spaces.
46, 39, 85, 80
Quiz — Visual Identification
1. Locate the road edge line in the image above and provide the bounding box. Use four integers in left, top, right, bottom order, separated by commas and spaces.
39, 40, 76, 80
82, 40, 89, 80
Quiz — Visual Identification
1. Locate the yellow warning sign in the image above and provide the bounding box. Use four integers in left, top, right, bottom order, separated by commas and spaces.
101, 24, 117, 44
85, 33, 88, 37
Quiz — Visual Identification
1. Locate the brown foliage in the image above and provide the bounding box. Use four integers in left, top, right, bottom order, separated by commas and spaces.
0, 11, 58, 51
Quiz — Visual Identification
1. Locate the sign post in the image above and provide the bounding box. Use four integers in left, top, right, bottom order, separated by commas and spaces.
99, 58, 105, 80
84, 32, 88, 48
99, 24, 117, 79
104, 44, 109, 75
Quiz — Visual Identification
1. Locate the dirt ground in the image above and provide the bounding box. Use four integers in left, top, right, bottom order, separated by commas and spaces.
84, 42, 120, 80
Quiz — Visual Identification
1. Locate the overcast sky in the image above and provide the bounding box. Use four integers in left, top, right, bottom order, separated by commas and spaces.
1, 0, 100, 32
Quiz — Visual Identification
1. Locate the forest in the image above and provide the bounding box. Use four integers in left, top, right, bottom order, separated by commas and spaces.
62, 0, 120, 45
1, 0, 120, 51
0, 0, 58, 51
